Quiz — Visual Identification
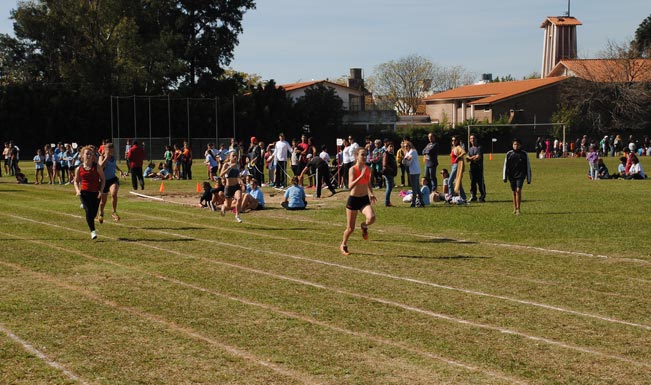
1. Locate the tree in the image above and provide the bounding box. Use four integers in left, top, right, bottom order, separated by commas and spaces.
634, 14, 651, 57
2, 0, 256, 95
293, 83, 344, 141
369, 54, 475, 115
370, 54, 436, 115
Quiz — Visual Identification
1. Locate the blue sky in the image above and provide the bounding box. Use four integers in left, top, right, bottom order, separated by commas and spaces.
1, 1, 649, 84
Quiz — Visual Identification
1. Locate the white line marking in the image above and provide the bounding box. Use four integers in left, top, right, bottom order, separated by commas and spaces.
7, 204, 651, 330
0, 323, 91, 385
0, 260, 323, 385
128, 191, 164, 201
4, 233, 526, 384
7, 213, 650, 369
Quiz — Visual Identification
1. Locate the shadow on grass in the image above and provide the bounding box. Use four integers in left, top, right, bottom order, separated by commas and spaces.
141, 227, 204, 230
397, 254, 490, 260
117, 237, 194, 242
246, 226, 308, 231
376, 238, 478, 245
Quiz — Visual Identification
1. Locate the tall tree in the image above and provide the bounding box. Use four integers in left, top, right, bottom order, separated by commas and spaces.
1, 0, 256, 95
633, 14, 651, 57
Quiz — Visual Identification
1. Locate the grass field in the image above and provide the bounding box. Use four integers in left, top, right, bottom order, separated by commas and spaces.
1, 154, 650, 385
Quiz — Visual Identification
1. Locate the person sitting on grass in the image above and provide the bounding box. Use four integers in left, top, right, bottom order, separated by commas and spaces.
625, 155, 646, 179
211, 178, 225, 209
281, 176, 307, 210
611, 157, 627, 179
143, 162, 157, 178
200, 181, 215, 210
157, 162, 172, 180
239, 178, 265, 212
597, 158, 610, 180
15, 167, 28, 184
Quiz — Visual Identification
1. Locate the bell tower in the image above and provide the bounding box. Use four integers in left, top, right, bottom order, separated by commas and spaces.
540, 3, 582, 78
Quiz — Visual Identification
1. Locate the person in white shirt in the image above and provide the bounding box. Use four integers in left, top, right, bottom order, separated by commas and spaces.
342, 136, 359, 188
319, 145, 331, 163
626, 155, 646, 179
403, 141, 422, 207
274, 133, 291, 187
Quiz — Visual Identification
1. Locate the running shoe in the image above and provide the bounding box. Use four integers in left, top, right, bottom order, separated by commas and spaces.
98, 214, 104, 224
235, 215, 243, 223
340, 244, 350, 256
91, 231, 97, 240
111, 212, 120, 221
361, 223, 369, 240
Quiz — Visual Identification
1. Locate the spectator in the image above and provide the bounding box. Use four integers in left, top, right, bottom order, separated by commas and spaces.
382, 142, 397, 207
449, 136, 467, 202
467, 134, 486, 202
127, 140, 146, 189
298, 153, 336, 198
402, 141, 422, 207
33, 148, 45, 184
586, 145, 598, 181
503, 138, 531, 215
626, 155, 646, 179
282, 176, 307, 210
422, 133, 439, 191
274, 133, 291, 188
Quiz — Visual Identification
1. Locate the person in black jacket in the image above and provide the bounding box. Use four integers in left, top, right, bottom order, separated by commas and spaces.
503, 138, 531, 215
298, 154, 336, 198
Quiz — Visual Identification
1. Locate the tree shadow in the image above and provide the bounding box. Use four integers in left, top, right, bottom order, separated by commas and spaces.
396, 254, 491, 260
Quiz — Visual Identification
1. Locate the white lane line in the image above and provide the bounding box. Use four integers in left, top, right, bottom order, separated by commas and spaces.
7, 205, 651, 331
0, 260, 323, 385
7, 213, 650, 369
0, 323, 92, 385
4, 233, 526, 385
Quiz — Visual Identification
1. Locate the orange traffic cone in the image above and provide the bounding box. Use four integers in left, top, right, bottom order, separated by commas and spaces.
196, 182, 201, 193
489, 153, 493, 161
159, 182, 165, 193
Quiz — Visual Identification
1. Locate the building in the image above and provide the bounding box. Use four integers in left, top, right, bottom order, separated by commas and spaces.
423, 77, 568, 127
279, 80, 367, 112
540, 16, 582, 78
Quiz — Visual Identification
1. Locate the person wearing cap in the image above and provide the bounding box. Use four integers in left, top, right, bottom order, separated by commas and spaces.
298, 153, 336, 198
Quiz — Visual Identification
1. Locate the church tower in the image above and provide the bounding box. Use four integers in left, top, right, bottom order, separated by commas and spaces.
540, 14, 582, 78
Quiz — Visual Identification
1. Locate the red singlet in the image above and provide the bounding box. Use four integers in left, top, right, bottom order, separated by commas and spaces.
79, 165, 101, 192
352, 164, 370, 185
450, 149, 458, 165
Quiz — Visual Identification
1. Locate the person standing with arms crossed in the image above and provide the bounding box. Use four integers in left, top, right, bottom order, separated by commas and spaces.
467, 134, 486, 202
421, 133, 439, 191
503, 138, 531, 215
74, 146, 105, 239
340, 147, 376, 256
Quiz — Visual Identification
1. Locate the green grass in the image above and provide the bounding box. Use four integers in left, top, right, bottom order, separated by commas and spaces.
0, 154, 650, 384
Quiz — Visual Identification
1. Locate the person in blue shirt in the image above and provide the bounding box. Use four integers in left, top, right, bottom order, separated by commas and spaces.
282, 176, 307, 210
420, 176, 431, 206
240, 178, 265, 211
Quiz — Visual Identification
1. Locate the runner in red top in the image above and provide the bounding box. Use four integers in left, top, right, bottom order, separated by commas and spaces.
340, 147, 376, 255
74, 145, 105, 239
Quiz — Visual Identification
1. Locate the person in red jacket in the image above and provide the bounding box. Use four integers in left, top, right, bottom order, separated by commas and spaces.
127, 140, 146, 190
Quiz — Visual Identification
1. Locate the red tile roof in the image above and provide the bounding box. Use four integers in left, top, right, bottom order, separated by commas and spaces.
279, 80, 351, 92
540, 16, 582, 28
548, 59, 651, 82
423, 77, 567, 105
